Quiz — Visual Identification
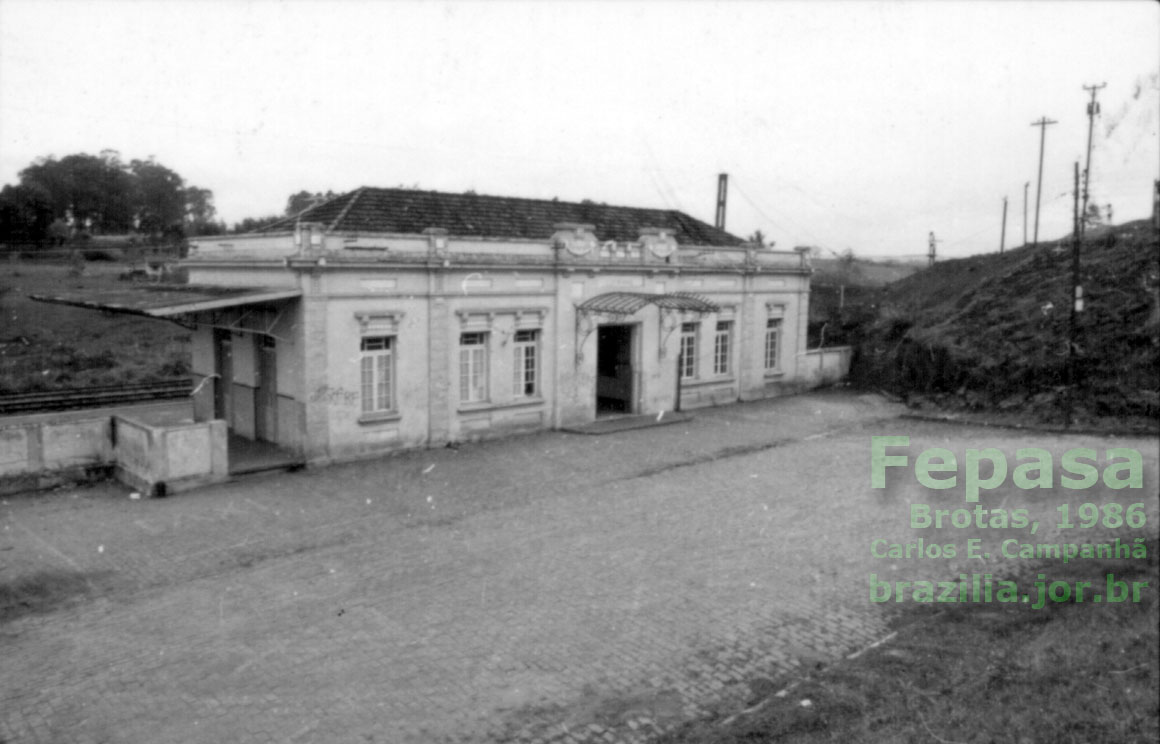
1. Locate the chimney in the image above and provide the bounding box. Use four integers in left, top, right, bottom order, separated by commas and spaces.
715, 173, 728, 230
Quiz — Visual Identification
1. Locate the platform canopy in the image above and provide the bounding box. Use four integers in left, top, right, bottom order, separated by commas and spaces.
30, 284, 301, 319
576, 291, 719, 316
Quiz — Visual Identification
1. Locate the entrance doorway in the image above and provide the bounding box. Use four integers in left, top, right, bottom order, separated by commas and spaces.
596, 324, 635, 415
255, 335, 278, 442
213, 329, 233, 424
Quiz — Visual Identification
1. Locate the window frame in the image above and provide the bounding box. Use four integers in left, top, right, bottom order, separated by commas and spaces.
459, 331, 490, 403
679, 322, 699, 380
713, 320, 733, 376
764, 317, 783, 374
512, 328, 539, 398
359, 335, 395, 416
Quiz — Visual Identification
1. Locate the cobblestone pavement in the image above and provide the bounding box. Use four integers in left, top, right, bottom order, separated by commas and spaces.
1, 391, 1156, 743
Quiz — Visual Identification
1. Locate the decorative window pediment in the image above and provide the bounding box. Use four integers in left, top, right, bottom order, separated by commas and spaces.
355, 311, 404, 335
456, 308, 547, 331
766, 303, 786, 318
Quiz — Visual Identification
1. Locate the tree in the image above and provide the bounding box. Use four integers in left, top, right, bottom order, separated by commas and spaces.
837, 248, 862, 283
184, 186, 221, 236
130, 158, 187, 239
17, 151, 136, 233
747, 229, 773, 248
94, 149, 135, 231
285, 190, 336, 216
0, 183, 55, 242
1, 151, 217, 244
233, 215, 283, 233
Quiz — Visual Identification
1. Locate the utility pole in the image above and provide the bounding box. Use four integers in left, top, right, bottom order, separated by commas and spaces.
1031, 117, 1057, 248
927, 231, 940, 267
1000, 196, 1008, 253
1066, 161, 1081, 428
1154, 179, 1159, 233
1080, 83, 1105, 241
1023, 182, 1029, 246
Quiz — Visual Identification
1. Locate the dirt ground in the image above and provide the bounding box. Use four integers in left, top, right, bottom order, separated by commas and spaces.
1, 391, 1156, 743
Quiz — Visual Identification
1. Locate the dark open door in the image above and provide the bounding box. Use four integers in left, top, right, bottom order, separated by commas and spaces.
213, 329, 232, 423
255, 335, 278, 442
596, 324, 635, 415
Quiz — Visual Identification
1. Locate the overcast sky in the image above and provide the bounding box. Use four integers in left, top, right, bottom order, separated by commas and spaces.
1, 1, 1156, 258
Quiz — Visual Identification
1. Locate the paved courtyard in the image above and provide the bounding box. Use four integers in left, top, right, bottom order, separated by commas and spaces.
1, 391, 1156, 743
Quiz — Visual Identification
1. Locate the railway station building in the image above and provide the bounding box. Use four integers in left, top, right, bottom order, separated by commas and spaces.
38, 187, 818, 468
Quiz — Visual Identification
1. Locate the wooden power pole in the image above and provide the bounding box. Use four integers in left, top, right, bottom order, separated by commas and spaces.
1080, 83, 1105, 242
1023, 182, 1029, 246
1031, 117, 1057, 248
1000, 196, 1008, 253
1066, 161, 1081, 428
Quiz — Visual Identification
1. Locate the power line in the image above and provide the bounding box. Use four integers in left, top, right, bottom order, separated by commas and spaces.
731, 178, 833, 249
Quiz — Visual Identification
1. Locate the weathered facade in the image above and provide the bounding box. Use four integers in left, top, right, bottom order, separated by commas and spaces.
180, 187, 814, 465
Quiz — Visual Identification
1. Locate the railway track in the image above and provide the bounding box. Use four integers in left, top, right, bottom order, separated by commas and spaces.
0, 380, 192, 415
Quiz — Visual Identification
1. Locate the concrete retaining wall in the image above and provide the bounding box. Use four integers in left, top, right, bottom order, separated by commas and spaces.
802, 346, 853, 387
0, 412, 227, 496
0, 416, 115, 495
113, 416, 228, 496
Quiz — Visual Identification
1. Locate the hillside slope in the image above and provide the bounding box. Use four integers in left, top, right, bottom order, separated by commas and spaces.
851, 219, 1160, 427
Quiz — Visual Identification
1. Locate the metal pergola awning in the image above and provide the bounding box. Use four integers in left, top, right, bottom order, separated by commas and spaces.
576, 291, 719, 316
573, 291, 720, 365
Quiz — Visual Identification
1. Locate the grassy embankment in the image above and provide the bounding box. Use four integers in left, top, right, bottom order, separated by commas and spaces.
0, 259, 189, 393
850, 220, 1160, 429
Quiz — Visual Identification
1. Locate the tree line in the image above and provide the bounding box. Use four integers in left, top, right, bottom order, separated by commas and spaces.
232, 190, 339, 233
0, 150, 223, 245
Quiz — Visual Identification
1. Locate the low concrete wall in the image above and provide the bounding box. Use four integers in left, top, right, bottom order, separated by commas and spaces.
0, 399, 193, 429
0, 412, 228, 496
802, 346, 853, 387
114, 415, 228, 496
0, 416, 115, 495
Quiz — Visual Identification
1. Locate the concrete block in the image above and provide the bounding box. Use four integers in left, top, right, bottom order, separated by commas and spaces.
0, 427, 32, 476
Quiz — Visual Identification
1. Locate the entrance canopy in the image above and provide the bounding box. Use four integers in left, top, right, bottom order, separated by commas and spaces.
31, 284, 301, 319
576, 291, 719, 316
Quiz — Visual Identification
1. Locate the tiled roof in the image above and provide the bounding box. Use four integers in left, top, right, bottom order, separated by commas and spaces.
258, 187, 743, 246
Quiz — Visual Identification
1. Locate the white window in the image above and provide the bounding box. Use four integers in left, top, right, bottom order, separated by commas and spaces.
765, 318, 782, 372
513, 329, 539, 397
459, 332, 489, 402
713, 321, 732, 375
680, 322, 698, 379
360, 336, 394, 413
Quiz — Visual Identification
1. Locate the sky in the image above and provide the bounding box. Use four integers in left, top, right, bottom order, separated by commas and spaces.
1, 1, 1157, 259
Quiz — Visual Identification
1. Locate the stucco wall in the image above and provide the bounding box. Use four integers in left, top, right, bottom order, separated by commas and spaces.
114, 415, 228, 495
802, 346, 854, 387
185, 234, 814, 464
0, 414, 226, 496
0, 417, 112, 484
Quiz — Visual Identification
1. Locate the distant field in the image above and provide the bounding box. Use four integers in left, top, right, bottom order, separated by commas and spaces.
0, 260, 189, 394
